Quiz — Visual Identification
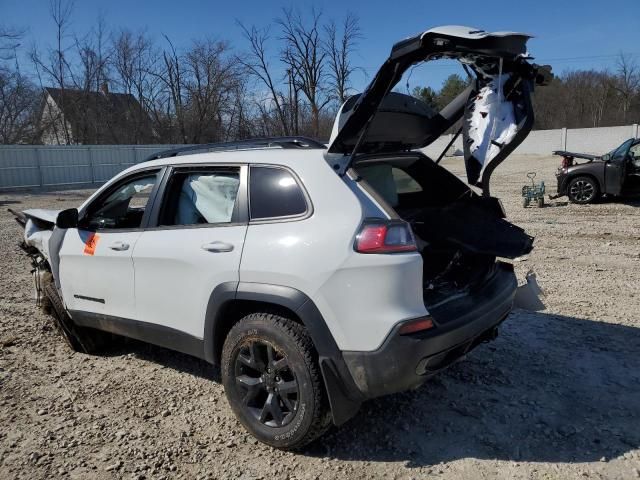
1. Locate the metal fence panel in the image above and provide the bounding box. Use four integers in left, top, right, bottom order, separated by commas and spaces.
0, 147, 40, 188
89, 147, 136, 183
1, 127, 639, 190
39, 148, 92, 186
0, 144, 189, 190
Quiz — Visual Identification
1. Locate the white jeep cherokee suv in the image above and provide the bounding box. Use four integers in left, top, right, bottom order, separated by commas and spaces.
13, 26, 550, 449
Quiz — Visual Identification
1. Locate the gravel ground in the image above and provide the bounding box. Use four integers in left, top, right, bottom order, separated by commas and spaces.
1, 154, 640, 480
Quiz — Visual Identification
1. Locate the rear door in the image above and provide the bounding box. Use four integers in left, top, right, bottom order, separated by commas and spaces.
59, 169, 162, 319
131, 164, 247, 339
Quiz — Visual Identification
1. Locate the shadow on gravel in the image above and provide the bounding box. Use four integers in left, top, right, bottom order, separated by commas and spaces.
598, 196, 640, 206
90, 310, 640, 466
100, 338, 220, 382
307, 311, 640, 467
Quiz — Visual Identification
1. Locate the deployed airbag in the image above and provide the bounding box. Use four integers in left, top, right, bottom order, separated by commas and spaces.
176, 173, 240, 224
463, 73, 518, 186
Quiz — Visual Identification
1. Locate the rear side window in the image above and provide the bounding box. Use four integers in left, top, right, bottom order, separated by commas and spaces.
159, 168, 240, 226
249, 166, 307, 220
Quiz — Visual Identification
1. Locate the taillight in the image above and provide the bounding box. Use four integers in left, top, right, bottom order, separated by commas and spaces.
561, 156, 573, 169
354, 220, 417, 254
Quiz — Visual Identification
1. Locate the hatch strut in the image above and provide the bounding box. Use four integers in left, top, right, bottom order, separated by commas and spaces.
436, 126, 463, 164
341, 64, 402, 175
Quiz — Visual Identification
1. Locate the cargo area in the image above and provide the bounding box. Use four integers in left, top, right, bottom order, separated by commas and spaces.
353, 152, 532, 313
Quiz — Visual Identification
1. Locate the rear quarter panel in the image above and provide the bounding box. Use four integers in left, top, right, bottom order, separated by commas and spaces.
239, 153, 427, 351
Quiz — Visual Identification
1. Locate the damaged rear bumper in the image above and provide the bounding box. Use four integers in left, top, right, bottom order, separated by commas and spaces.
340, 262, 517, 399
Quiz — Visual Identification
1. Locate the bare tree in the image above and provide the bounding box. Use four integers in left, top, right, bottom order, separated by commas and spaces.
159, 35, 188, 143
236, 23, 290, 136
277, 8, 330, 138
324, 13, 361, 105
0, 69, 39, 143
0, 26, 25, 61
30, 0, 75, 144
183, 39, 239, 143
71, 15, 110, 92
613, 53, 640, 123
111, 29, 160, 142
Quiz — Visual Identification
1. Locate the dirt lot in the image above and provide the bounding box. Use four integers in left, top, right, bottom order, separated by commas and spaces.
1, 154, 640, 480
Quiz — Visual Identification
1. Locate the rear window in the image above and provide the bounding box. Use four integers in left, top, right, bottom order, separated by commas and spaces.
249, 166, 307, 220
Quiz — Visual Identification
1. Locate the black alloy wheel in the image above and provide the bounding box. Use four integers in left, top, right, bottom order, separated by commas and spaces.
221, 312, 331, 449
568, 176, 598, 204
234, 340, 299, 427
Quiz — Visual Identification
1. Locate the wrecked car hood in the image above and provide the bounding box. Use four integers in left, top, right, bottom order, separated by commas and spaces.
22, 208, 60, 225
327, 25, 551, 195
13, 209, 60, 262
553, 150, 599, 161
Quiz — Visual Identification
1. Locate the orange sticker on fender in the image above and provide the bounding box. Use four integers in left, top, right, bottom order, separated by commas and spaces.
83, 233, 100, 255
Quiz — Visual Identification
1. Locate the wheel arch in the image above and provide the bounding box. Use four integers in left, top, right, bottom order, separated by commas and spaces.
203, 281, 363, 425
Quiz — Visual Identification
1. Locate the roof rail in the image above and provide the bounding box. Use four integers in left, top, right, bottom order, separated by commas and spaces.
144, 136, 327, 162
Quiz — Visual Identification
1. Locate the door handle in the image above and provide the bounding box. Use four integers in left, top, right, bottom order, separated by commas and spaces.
201, 241, 234, 253
109, 241, 130, 251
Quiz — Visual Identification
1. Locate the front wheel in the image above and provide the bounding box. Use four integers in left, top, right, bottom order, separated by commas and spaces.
221, 313, 331, 449
568, 176, 598, 204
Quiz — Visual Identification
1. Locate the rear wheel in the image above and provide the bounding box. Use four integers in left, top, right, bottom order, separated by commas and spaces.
221, 312, 331, 449
536, 196, 544, 208
568, 176, 598, 204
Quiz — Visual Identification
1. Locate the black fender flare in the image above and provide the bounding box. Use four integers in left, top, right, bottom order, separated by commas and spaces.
203, 281, 363, 425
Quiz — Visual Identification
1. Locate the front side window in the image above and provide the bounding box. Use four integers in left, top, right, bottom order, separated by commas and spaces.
84, 171, 159, 230
611, 139, 634, 164
249, 166, 307, 220
159, 168, 240, 226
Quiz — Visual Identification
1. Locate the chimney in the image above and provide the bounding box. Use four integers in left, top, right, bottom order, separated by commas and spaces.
100, 82, 109, 95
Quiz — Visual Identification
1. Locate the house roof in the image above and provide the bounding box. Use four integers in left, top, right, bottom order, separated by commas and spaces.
43, 87, 154, 144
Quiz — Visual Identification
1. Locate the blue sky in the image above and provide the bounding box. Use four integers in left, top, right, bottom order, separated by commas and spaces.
3, 0, 640, 92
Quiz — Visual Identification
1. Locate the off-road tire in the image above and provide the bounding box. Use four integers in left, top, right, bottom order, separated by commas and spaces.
221, 312, 331, 450
567, 176, 598, 204
44, 283, 109, 354
536, 196, 544, 208
522, 197, 530, 208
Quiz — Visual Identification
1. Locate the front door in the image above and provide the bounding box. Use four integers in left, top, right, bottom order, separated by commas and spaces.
58, 169, 162, 319
132, 165, 247, 339
623, 141, 640, 195
605, 139, 633, 195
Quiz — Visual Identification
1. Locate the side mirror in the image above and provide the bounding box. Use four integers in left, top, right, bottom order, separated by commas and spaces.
602, 154, 611, 162
56, 208, 79, 229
